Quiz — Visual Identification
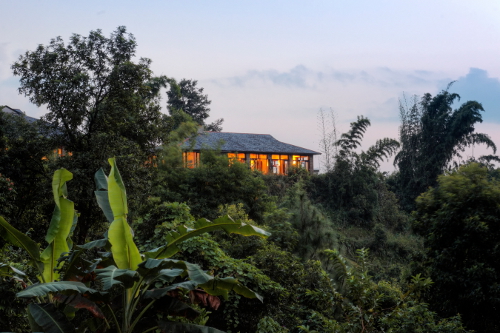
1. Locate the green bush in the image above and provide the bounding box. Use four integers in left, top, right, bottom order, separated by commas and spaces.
414, 162, 500, 332
156, 149, 273, 223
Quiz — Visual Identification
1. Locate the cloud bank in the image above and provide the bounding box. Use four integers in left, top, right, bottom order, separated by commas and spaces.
449, 68, 500, 123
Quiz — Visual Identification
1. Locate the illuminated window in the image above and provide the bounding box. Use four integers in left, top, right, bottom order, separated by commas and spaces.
291, 155, 310, 170
51, 147, 66, 158
145, 155, 158, 167
183, 152, 200, 168
249, 154, 269, 174
228, 153, 246, 163
271, 154, 289, 175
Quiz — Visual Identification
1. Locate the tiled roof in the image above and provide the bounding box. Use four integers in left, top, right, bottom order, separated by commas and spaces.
184, 132, 320, 155
1, 106, 38, 123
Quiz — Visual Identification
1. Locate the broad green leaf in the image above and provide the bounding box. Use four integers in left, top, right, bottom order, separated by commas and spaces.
158, 321, 225, 333
145, 215, 270, 259
143, 281, 198, 299
95, 265, 139, 290
27, 305, 45, 332
66, 212, 78, 249
0, 216, 42, 272
136, 261, 184, 284
28, 303, 75, 333
108, 216, 142, 270
94, 167, 108, 191
103, 158, 141, 270
45, 168, 74, 243
94, 168, 114, 223
51, 168, 72, 206
0, 263, 26, 278
59, 249, 99, 282
138, 258, 212, 285
198, 277, 263, 302
42, 168, 76, 282
95, 191, 114, 223
17, 281, 98, 298
107, 157, 127, 218
77, 238, 110, 250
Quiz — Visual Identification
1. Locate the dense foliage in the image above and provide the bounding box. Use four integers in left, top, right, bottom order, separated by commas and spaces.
414, 163, 500, 332
166, 78, 223, 131
309, 116, 400, 228
155, 148, 272, 222
394, 90, 497, 210
2, 26, 498, 333
0, 111, 53, 238
11, 27, 173, 243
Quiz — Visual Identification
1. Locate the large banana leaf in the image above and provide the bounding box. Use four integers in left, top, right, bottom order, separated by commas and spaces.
59, 249, 100, 282
95, 265, 139, 290
108, 157, 128, 218
17, 281, 98, 298
0, 216, 43, 273
143, 281, 198, 299
28, 303, 75, 333
108, 216, 142, 270
198, 277, 263, 302
66, 212, 78, 250
158, 321, 225, 333
77, 236, 110, 250
138, 259, 262, 301
138, 258, 213, 285
145, 215, 270, 259
41, 168, 76, 282
94, 168, 114, 223
99, 158, 141, 270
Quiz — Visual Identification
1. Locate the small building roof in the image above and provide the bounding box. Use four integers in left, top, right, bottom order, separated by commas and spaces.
185, 132, 320, 155
1, 106, 38, 123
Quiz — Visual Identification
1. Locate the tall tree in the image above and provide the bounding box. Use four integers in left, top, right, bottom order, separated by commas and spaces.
413, 163, 500, 332
310, 116, 399, 227
166, 78, 224, 131
394, 88, 497, 210
11, 26, 169, 242
0, 111, 54, 238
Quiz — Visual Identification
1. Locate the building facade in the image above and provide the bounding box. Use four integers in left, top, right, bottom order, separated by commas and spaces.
183, 132, 320, 174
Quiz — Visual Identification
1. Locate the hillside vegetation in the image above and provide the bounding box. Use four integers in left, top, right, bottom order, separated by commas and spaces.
1, 26, 498, 333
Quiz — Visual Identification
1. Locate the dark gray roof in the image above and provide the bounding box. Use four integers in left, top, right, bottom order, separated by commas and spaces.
184, 132, 320, 155
1, 106, 38, 123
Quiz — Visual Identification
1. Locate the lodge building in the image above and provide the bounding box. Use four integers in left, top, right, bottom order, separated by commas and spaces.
182, 132, 320, 174
1, 107, 320, 174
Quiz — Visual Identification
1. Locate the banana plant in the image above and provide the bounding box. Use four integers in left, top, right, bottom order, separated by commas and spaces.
0, 168, 93, 331
16, 158, 270, 333
0, 168, 77, 282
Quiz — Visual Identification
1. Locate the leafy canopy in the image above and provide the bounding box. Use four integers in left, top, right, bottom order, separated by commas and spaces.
413, 163, 500, 332
395, 89, 497, 209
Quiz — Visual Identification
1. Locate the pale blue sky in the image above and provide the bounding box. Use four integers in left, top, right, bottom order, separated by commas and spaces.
1, 1, 500, 170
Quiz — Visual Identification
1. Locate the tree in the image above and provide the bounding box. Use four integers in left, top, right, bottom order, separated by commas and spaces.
1, 158, 269, 333
155, 148, 271, 222
310, 116, 399, 227
413, 163, 500, 332
394, 88, 497, 210
166, 78, 224, 131
11, 26, 170, 242
0, 111, 54, 236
